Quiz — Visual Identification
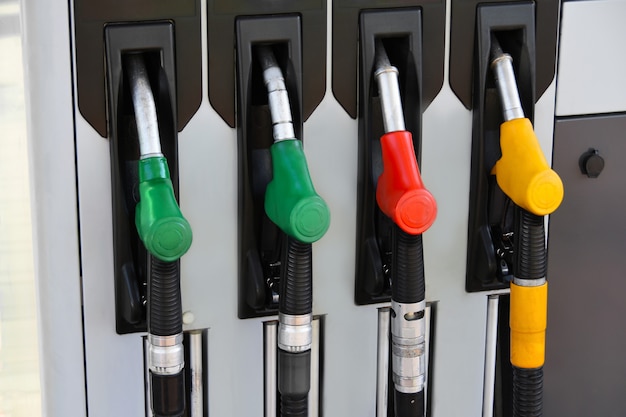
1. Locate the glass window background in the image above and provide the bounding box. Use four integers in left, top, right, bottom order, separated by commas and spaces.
0, 0, 42, 415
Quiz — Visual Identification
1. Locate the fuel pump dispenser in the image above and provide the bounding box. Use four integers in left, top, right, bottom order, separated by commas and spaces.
26, 0, 626, 415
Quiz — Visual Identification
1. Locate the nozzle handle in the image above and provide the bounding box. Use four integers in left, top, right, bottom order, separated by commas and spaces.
376, 131, 437, 235
492, 118, 563, 216
136, 157, 193, 262
265, 140, 330, 243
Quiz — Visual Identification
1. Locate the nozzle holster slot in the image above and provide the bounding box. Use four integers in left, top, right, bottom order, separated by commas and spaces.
355, 9, 423, 305
466, 3, 536, 292
105, 23, 181, 333
236, 16, 304, 319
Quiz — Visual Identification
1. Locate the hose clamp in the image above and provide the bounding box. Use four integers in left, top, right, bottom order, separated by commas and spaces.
278, 313, 312, 353
148, 333, 184, 375
149, 333, 184, 347
513, 277, 547, 287
391, 301, 426, 393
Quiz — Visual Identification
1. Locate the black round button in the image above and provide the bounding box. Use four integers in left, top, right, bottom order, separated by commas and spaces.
580, 149, 604, 178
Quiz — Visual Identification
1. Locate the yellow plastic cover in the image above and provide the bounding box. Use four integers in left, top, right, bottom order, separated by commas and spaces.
492, 118, 564, 216
510, 282, 548, 369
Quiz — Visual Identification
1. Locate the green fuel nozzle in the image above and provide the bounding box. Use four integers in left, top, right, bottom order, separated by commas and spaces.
265, 140, 330, 244
135, 156, 193, 262
126, 53, 192, 262
256, 45, 330, 244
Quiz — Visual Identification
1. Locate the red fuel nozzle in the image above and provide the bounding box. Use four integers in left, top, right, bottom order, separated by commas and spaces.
376, 131, 437, 235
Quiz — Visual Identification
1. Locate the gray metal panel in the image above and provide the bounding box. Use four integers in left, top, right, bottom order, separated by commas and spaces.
22, 0, 88, 415
546, 114, 626, 416
555, 1, 626, 116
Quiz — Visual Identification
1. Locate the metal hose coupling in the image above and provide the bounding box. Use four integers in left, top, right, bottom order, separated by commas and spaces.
148, 333, 185, 375
278, 313, 313, 353
391, 300, 426, 393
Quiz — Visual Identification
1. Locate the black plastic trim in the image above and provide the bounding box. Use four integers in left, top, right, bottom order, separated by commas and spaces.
208, 0, 326, 128
332, 0, 445, 119
74, 0, 201, 137
450, 0, 559, 109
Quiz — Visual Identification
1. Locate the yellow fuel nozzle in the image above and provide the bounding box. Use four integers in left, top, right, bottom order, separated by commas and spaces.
489, 34, 563, 216
491, 117, 564, 216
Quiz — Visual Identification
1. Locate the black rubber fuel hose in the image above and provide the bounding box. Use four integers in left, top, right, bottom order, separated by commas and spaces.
514, 208, 547, 281
148, 256, 185, 417
392, 227, 426, 303
278, 237, 313, 417
279, 237, 313, 316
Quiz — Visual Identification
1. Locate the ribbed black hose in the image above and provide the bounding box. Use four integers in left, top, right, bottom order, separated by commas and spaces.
281, 395, 307, 417
394, 390, 425, 417
147, 256, 185, 416
512, 367, 543, 417
148, 257, 183, 336
391, 226, 425, 304
279, 237, 313, 316
279, 350, 310, 417
278, 237, 312, 417
514, 208, 546, 280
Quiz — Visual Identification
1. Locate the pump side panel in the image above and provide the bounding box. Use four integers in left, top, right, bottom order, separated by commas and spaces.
547, 114, 626, 416
546, 3, 626, 413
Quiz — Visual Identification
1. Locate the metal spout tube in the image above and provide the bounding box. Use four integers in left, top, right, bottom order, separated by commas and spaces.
374, 39, 405, 133
256, 45, 296, 142
126, 54, 164, 158
490, 35, 524, 122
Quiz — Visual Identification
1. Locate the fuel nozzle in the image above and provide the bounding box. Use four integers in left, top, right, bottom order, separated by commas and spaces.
374, 39, 434, 417
257, 45, 331, 245
489, 33, 561, 417
126, 54, 193, 262
256, 45, 329, 417
374, 40, 437, 235
489, 34, 563, 217
126, 54, 187, 417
